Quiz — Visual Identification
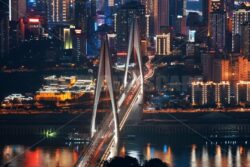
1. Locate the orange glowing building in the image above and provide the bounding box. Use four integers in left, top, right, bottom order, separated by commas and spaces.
34, 76, 94, 102
235, 56, 248, 81
141, 39, 148, 56
35, 91, 73, 102
213, 58, 230, 82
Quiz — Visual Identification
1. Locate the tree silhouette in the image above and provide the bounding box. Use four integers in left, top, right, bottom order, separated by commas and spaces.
104, 156, 169, 167
104, 156, 140, 167
144, 158, 169, 167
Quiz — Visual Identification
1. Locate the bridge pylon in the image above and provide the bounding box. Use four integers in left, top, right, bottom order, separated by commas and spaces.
124, 19, 144, 92
90, 36, 119, 144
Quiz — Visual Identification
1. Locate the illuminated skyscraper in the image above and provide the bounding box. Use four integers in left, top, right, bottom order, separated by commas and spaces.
203, 0, 226, 37
116, 1, 146, 52
241, 22, 250, 59
211, 0, 225, 12
64, 28, 73, 50
140, 0, 153, 15
155, 33, 171, 56
0, 0, 9, 59
47, 0, 74, 28
236, 81, 250, 104
232, 4, 250, 52
235, 56, 248, 81
201, 52, 214, 80
213, 58, 230, 82
210, 10, 226, 51
140, 0, 154, 38
153, 0, 169, 35
75, 0, 96, 38
73, 28, 85, 63
191, 81, 230, 106
202, 51, 230, 82
169, 0, 184, 27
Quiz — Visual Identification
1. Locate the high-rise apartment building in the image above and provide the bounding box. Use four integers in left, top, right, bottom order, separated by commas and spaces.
213, 58, 230, 82
210, 11, 226, 51
232, 4, 250, 52
211, 0, 225, 12
202, 51, 230, 82
140, 0, 153, 15
155, 33, 171, 56
73, 28, 85, 63
75, 0, 96, 38
116, 1, 146, 52
203, 0, 226, 37
140, 0, 154, 38
201, 52, 213, 81
153, 0, 169, 35
235, 56, 248, 81
192, 81, 231, 106
63, 28, 73, 50
169, 0, 184, 27
46, 0, 74, 28
0, 0, 9, 59
241, 22, 250, 59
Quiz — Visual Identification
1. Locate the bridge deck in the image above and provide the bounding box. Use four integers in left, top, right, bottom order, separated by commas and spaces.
75, 78, 142, 167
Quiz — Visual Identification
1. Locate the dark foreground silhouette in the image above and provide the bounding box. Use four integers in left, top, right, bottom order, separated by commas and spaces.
104, 156, 169, 167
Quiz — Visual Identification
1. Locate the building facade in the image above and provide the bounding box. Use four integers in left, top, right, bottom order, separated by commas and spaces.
10, 0, 26, 21
0, 0, 9, 59
192, 81, 231, 106
210, 11, 226, 51
153, 0, 169, 35
46, 0, 74, 28
232, 5, 250, 52
116, 1, 146, 52
155, 33, 171, 56
241, 22, 250, 59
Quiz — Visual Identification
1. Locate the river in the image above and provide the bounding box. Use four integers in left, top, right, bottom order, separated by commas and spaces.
1, 136, 250, 167
119, 136, 250, 167
1, 145, 78, 167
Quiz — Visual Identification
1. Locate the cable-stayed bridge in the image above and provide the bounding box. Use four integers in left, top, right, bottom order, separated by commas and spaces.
74, 20, 154, 167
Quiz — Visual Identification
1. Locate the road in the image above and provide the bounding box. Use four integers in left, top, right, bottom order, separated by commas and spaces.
75, 55, 154, 167
144, 55, 155, 80
75, 78, 142, 167
90, 55, 155, 166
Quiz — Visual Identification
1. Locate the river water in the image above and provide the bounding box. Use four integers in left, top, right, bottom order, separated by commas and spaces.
0, 144, 81, 167
1, 137, 250, 167
119, 136, 250, 167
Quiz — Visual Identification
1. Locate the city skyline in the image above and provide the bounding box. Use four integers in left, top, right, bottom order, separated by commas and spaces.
2, 0, 250, 167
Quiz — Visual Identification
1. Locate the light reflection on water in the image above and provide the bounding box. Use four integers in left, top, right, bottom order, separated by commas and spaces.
1, 145, 79, 167
120, 141, 250, 167
3, 141, 250, 167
